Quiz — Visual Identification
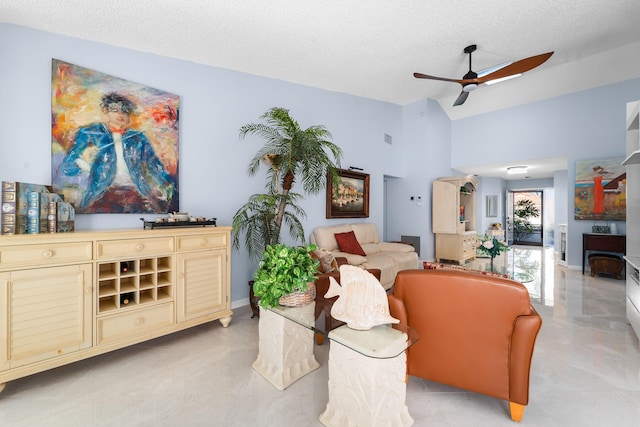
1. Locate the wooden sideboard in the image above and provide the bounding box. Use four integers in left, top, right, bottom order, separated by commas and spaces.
0, 227, 232, 393
582, 233, 626, 274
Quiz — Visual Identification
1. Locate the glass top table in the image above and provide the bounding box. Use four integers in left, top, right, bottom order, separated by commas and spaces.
464, 256, 535, 284
267, 304, 418, 359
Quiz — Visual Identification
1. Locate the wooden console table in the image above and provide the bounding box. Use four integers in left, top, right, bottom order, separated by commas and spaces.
582, 233, 626, 274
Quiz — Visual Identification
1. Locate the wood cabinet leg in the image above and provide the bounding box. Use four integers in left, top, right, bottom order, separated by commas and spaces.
219, 316, 232, 328
509, 402, 525, 422
0, 383, 6, 394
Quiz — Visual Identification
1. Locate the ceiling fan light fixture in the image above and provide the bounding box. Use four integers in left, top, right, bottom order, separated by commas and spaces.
477, 61, 514, 78
462, 83, 478, 92
507, 165, 528, 175
485, 73, 522, 85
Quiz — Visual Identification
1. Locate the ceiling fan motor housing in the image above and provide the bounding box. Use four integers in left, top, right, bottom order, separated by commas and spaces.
462, 70, 478, 92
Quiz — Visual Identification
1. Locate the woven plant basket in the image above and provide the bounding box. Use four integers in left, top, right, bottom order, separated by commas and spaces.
279, 282, 316, 307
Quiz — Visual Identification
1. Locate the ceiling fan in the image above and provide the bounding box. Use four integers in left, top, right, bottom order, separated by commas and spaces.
414, 45, 554, 106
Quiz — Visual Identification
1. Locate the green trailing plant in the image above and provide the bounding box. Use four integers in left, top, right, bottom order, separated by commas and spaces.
252, 244, 320, 308
232, 107, 343, 260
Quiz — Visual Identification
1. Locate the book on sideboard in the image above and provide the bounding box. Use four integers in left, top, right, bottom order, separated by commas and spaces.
47, 201, 75, 233
41, 192, 65, 232
1, 181, 53, 235
27, 191, 40, 234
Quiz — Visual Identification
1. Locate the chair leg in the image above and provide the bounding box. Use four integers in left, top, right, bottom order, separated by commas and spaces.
509, 402, 525, 422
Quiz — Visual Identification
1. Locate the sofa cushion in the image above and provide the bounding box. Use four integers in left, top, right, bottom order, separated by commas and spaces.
378, 242, 415, 253
311, 224, 353, 251
335, 231, 367, 256
335, 252, 368, 266
387, 251, 421, 271
360, 243, 381, 254
351, 223, 380, 244
363, 253, 397, 290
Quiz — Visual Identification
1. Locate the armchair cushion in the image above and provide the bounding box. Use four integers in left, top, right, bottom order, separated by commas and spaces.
334, 231, 366, 256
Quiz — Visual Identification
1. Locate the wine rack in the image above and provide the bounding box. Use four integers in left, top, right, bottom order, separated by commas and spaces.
97, 256, 173, 313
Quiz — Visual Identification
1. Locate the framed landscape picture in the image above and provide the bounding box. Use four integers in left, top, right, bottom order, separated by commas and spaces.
326, 169, 370, 218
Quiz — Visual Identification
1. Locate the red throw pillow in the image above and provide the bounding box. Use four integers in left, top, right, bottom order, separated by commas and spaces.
334, 231, 366, 256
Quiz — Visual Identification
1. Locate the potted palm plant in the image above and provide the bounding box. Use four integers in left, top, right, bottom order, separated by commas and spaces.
232, 107, 343, 259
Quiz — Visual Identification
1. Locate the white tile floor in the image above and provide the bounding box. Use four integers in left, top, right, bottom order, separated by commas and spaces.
1, 247, 639, 426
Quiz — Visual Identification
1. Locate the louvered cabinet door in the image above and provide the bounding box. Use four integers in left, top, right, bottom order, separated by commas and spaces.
176, 249, 227, 322
1, 264, 92, 369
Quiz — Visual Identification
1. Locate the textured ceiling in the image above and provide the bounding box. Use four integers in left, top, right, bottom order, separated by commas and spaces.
1, 1, 639, 180
2, 0, 640, 122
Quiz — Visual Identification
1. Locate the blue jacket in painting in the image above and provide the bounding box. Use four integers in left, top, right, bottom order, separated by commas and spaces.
59, 123, 176, 211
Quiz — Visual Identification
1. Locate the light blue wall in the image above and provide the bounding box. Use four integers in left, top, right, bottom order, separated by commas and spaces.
451, 81, 640, 268
475, 176, 505, 233
2, 22, 639, 293
387, 99, 452, 260
0, 24, 406, 306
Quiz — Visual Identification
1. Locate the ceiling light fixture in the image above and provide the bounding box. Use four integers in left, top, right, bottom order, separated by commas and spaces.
477, 61, 513, 78
507, 165, 528, 174
485, 73, 522, 85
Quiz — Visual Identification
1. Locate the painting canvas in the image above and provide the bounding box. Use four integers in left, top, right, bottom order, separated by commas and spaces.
326, 169, 370, 218
51, 59, 180, 214
574, 157, 626, 221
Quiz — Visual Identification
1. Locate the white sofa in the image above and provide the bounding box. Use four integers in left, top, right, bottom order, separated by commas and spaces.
309, 223, 418, 290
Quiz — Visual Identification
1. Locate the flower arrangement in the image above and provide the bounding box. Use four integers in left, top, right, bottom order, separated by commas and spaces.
477, 234, 509, 259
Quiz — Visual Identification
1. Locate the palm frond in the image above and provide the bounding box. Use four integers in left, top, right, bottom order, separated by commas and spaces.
234, 107, 343, 256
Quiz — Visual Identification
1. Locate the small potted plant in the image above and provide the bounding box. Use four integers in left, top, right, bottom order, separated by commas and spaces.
252, 243, 320, 309
477, 233, 509, 271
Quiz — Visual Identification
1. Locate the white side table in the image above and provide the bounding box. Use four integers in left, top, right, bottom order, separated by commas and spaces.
320, 324, 417, 427
252, 303, 320, 390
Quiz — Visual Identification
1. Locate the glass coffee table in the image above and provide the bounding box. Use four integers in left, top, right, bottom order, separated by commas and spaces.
252, 303, 418, 426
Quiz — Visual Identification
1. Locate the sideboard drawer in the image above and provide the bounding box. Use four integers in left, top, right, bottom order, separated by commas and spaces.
96, 237, 174, 259
176, 233, 227, 252
96, 302, 175, 345
0, 242, 92, 269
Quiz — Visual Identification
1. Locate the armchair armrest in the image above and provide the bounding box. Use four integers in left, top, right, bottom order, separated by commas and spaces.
387, 294, 408, 325
509, 305, 543, 405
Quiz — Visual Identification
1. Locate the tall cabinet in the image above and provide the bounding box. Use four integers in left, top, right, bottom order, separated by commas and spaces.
0, 227, 232, 393
432, 175, 478, 264
623, 100, 640, 347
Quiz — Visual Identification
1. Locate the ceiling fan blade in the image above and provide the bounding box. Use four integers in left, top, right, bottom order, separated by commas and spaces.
453, 91, 469, 106
413, 72, 462, 84
475, 52, 554, 84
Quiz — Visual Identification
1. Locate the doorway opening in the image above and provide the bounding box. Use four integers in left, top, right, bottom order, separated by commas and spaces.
507, 191, 544, 246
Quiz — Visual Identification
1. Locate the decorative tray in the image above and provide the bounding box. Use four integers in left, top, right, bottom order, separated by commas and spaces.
140, 218, 217, 229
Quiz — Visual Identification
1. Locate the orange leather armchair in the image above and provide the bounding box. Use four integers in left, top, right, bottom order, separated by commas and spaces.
388, 269, 542, 422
